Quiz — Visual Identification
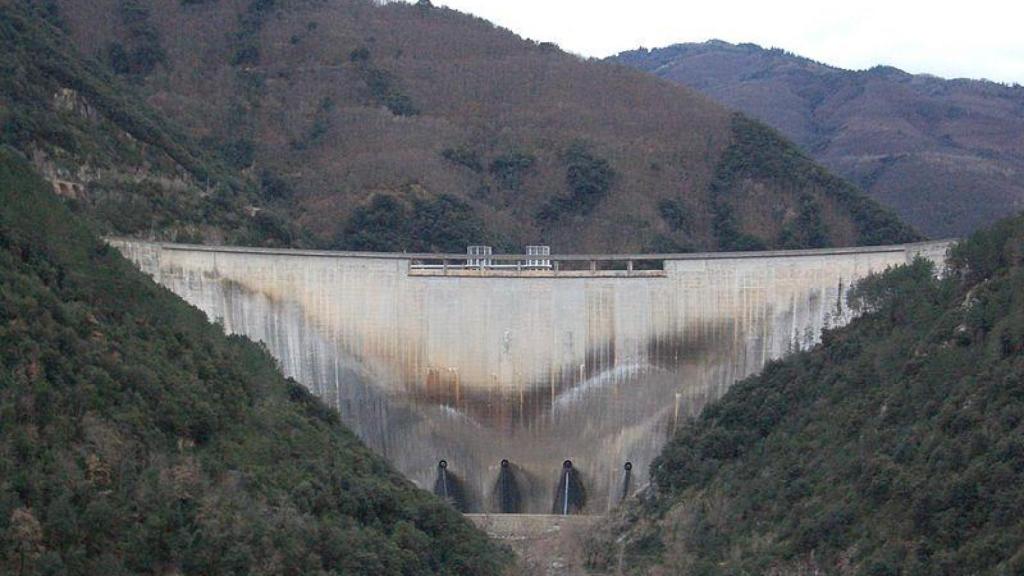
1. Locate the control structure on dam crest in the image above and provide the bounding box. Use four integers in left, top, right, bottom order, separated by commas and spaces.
112, 239, 950, 514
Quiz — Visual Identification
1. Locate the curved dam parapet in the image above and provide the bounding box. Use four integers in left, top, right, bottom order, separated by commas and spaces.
111, 239, 951, 513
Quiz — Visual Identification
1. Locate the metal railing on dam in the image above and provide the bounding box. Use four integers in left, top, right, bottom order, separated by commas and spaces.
110, 238, 952, 514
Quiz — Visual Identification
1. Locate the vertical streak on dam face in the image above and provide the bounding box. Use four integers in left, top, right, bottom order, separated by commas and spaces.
112, 240, 950, 513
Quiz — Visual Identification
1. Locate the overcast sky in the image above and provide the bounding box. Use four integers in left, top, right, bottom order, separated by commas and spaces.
425, 0, 1024, 84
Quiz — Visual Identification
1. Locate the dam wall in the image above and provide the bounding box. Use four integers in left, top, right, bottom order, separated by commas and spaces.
112, 239, 950, 513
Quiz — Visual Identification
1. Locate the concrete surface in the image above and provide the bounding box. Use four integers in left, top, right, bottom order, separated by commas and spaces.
111, 238, 951, 514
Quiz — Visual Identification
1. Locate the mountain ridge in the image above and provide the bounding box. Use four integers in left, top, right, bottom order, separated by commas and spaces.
612, 40, 1024, 238
624, 39, 1024, 85
35, 0, 917, 253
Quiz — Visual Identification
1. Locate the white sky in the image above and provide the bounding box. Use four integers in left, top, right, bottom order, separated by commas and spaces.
426, 0, 1024, 84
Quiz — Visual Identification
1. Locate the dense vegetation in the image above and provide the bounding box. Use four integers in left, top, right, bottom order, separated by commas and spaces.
710, 115, 918, 250
489, 151, 536, 192
614, 40, 1024, 238
536, 143, 616, 224
41, 0, 917, 253
0, 148, 508, 575
588, 214, 1024, 574
107, 0, 166, 76
335, 192, 496, 253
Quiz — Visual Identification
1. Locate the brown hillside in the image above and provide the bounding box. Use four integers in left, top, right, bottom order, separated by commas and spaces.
47, 0, 916, 253
613, 40, 1024, 239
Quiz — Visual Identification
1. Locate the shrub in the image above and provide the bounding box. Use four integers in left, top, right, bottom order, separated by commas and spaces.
259, 170, 293, 201
349, 46, 370, 62
221, 138, 255, 169
711, 201, 766, 251
645, 233, 695, 254
488, 151, 535, 189
338, 192, 486, 252
360, 66, 419, 116
536, 142, 615, 223
108, 0, 166, 75
564, 142, 614, 211
778, 194, 830, 249
441, 146, 483, 173
231, 44, 260, 66
231, 0, 279, 67
658, 198, 689, 232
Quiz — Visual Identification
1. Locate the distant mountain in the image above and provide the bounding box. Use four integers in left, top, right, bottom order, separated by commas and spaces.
33, 0, 916, 253
613, 41, 1024, 238
586, 213, 1024, 574
0, 146, 507, 575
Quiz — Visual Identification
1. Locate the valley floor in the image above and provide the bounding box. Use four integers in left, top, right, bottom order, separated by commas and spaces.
468, 514, 601, 576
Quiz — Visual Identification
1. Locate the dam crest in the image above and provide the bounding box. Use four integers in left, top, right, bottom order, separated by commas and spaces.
111, 239, 951, 513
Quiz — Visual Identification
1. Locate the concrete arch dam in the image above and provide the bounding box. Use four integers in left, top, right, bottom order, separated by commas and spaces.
112, 239, 949, 514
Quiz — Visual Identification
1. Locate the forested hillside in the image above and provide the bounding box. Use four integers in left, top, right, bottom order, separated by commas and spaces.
586, 211, 1024, 574
0, 146, 507, 575
38, 0, 917, 253
0, 2, 302, 246
613, 41, 1024, 238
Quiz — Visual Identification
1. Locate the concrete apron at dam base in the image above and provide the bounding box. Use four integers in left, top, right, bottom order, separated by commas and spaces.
467, 514, 602, 575
110, 238, 952, 517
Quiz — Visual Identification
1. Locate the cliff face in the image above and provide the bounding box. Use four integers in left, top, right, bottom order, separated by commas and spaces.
113, 239, 948, 514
